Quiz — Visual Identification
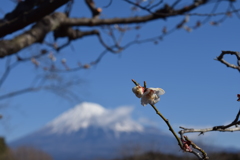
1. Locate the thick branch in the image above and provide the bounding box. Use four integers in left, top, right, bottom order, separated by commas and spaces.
53, 28, 100, 50
63, 0, 207, 26
0, 0, 70, 38
3, 0, 46, 21
0, 0, 208, 58
0, 12, 67, 58
54, 27, 99, 40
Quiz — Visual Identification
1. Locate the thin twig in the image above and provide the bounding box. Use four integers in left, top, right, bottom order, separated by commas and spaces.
0, 59, 18, 88
131, 79, 183, 149
179, 109, 240, 135
102, 0, 112, 8
184, 136, 209, 160
213, 109, 240, 130
215, 50, 240, 71
150, 103, 183, 149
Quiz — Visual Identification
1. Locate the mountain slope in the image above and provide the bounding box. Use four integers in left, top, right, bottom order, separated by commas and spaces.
9, 102, 230, 160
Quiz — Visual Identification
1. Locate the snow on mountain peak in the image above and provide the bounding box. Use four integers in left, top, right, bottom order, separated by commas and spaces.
46, 102, 144, 134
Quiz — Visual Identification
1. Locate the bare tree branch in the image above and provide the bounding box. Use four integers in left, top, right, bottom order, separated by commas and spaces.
215, 50, 240, 71
230, 2, 240, 19
187, 9, 240, 16
179, 126, 240, 134
147, 0, 164, 10
65, 0, 74, 17
0, 87, 42, 100
179, 109, 240, 136
0, 59, 18, 88
17, 49, 49, 61
0, 0, 206, 58
0, 12, 67, 58
213, 109, 240, 130
3, 0, 46, 21
0, 76, 82, 102
124, 0, 156, 15
102, 0, 113, 8
0, 0, 70, 38
85, 0, 101, 18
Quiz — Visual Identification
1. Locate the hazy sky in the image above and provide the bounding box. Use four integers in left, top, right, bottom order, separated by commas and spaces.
0, 0, 239, 150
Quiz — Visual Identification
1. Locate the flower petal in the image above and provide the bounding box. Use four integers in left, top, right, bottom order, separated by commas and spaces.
141, 96, 149, 106
140, 88, 163, 106
132, 86, 144, 98
148, 95, 160, 105
149, 88, 165, 95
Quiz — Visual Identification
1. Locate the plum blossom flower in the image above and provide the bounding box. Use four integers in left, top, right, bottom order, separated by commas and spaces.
141, 88, 165, 106
132, 85, 145, 98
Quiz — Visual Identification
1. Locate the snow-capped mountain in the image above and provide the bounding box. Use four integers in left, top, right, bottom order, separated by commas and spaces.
46, 102, 144, 134
9, 102, 228, 160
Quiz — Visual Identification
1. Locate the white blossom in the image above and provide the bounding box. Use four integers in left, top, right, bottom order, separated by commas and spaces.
141, 88, 165, 106
132, 85, 144, 98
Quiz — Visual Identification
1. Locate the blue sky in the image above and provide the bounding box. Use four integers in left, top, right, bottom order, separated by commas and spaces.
0, 0, 240, 150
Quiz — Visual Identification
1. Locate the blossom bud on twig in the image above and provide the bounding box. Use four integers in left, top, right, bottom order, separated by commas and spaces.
83, 64, 90, 69
132, 82, 165, 106
132, 85, 145, 98
48, 53, 56, 62
31, 58, 40, 67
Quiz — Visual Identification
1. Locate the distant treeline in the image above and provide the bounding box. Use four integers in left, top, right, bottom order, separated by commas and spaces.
112, 151, 240, 160
0, 137, 53, 160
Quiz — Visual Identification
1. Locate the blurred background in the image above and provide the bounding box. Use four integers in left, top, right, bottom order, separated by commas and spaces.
0, 0, 239, 160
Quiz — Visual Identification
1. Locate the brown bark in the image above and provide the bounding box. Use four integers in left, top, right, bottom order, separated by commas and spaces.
0, 0, 208, 58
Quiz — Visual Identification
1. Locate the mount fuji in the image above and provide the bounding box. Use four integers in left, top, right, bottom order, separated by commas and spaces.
9, 102, 226, 160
